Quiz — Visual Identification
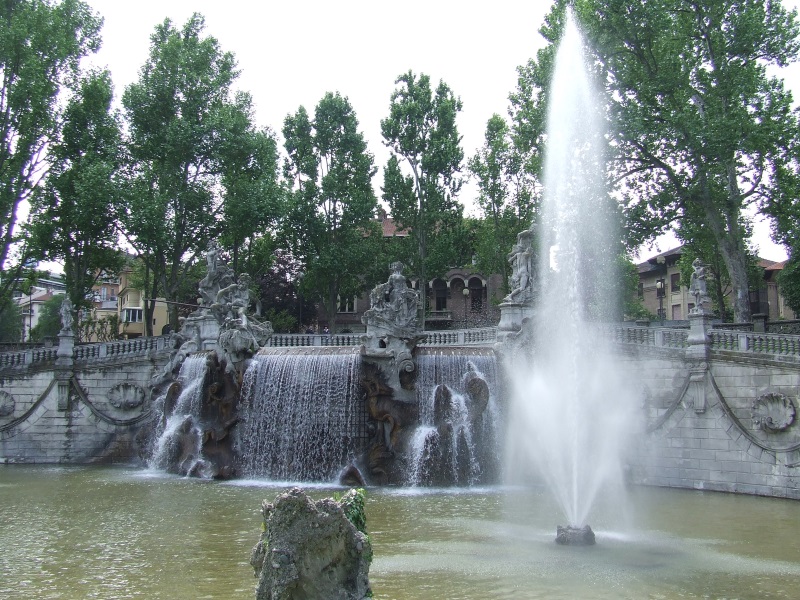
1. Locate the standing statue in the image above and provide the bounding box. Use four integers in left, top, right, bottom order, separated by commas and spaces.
59, 297, 74, 335
504, 227, 535, 304
689, 258, 711, 314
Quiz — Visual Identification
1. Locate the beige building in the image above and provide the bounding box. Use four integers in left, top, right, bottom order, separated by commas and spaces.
637, 247, 796, 322
116, 261, 169, 338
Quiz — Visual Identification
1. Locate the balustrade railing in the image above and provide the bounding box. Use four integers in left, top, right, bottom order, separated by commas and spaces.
2, 321, 799, 371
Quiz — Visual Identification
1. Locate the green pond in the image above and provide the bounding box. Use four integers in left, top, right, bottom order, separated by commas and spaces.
1, 465, 798, 599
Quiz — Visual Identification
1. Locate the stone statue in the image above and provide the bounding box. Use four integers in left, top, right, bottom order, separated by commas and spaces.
504, 227, 535, 303
59, 297, 74, 335
689, 258, 711, 314
361, 262, 420, 337
198, 241, 235, 307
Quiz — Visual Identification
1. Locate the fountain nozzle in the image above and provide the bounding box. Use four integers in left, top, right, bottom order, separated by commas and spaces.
555, 525, 596, 546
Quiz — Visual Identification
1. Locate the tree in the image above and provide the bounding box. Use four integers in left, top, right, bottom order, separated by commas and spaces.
255, 249, 316, 333
29, 294, 63, 342
381, 71, 464, 329
29, 69, 124, 313
219, 127, 282, 275
122, 14, 272, 332
282, 92, 380, 332
0, 0, 101, 313
468, 114, 537, 294
512, 1, 800, 322
0, 295, 23, 343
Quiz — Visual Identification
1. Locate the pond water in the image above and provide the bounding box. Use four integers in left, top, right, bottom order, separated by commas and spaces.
1, 466, 798, 599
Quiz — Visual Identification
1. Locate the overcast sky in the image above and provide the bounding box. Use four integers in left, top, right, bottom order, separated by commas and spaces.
81, 0, 800, 262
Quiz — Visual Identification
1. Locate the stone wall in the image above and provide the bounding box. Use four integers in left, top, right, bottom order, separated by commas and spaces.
619, 345, 800, 499
0, 339, 170, 465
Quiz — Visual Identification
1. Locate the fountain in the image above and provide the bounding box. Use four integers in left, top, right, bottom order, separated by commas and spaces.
502, 9, 641, 544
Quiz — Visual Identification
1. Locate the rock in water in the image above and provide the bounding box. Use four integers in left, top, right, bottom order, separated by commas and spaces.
250, 487, 372, 600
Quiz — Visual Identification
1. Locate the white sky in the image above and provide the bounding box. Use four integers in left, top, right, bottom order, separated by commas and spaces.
81, 0, 800, 263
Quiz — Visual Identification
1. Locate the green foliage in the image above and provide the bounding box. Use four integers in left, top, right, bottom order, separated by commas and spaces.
381, 71, 465, 327
282, 92, 381, 331
0, 0, 102, 297
777, 250, 800, 316
78, 313, 119, 342
30, 295, 64, 342
29, 69, 125, 312
514, 0, 800, 322
619, 255, 650, 321
468, 114, 537, 293
0, 294, 23, 343
122, 13, 275, 331
335, 487, 368, 535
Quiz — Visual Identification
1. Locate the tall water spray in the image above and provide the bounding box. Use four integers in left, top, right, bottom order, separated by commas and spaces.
507, 11, 640, 530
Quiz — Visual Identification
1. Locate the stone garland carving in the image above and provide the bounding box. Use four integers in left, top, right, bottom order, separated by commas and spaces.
752, 392, 796, 432
107, 383, 145, 411
0, 390, 15, 417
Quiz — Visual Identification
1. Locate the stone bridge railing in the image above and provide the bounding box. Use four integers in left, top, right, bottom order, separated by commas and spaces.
2, 323, 798, 372
601, 324, 800, 362
267, 327, 498, 348
0, 335, 171, 370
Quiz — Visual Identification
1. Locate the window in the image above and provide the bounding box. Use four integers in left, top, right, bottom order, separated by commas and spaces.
637, 282, 644, 299
337, 296, 355, 313
670, 273, 681, 293
124, 308, 143, 323
671, 304, 681, 320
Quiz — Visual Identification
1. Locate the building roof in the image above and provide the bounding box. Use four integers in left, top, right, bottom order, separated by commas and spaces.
637, 245, 786, 275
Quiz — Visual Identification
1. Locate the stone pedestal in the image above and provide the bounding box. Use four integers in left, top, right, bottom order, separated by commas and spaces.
55, 332, 74, 411
495, 301, 533, 344
685, 311, 711, 413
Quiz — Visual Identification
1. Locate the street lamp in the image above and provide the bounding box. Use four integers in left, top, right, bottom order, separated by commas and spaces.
656, 278, 665, 325
462, 286, 470, 326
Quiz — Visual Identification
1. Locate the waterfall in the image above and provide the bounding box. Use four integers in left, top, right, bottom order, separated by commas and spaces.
408, 348, 501, 486
150, 353, 209, 473
237, 347, 366, 482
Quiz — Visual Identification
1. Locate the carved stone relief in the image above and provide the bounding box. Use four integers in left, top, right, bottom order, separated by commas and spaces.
108, 383, 145, 410
0, 390, 14, 417
752, 392, 796, 432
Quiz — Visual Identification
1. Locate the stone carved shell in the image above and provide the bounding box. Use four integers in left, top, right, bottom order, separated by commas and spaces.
108, 383, 145, 411
752, 392, 796, 432
0, 390, 14, 417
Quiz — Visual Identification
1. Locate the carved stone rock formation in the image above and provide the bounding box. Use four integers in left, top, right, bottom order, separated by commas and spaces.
250, 487, 372, 600
360, 362, 418, 484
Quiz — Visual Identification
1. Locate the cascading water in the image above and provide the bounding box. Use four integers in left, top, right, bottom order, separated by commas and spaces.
150, 353, 209, 474
409, 348, 501, 486
237, 347, 366, 482
507, 11, 640, 532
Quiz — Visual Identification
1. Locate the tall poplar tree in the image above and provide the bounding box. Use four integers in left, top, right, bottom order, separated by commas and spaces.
0, 0, 101, 312
30, 69, 124, 315
282, 92, 380, 332
122, 14, 274, 331
381, 71, 464, 330
468, 114, 537, 294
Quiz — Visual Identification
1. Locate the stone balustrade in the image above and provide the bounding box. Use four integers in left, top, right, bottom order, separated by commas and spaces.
0, 335, 170, 371
2, 323, 799, 373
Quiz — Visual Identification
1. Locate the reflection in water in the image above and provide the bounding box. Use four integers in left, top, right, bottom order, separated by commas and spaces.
1, 466, 799, 599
